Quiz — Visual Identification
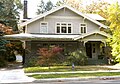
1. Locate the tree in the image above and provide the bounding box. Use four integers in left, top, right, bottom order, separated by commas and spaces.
37, 46, 63, 69
56, 0, 64, 6
37, 0, 54, 15
0, 0, 23, 31
0, 23, 13, 54
107, 2, 120, 63
45, 0, 53, 12
84, 0, 110, 19
56, 0, 84, 12
36, 0, 46, 14
0, 0, 22, 67
0, 23, 13, 67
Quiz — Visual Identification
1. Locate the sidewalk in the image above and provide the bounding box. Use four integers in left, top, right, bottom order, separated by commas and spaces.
0, 64, 35, 84
34, 76, 120, 83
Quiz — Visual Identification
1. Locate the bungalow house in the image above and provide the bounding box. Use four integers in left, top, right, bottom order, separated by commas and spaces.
4, 5, 111, 65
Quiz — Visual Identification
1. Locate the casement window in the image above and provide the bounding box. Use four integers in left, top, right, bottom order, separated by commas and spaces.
56, 22, 72, 34
80, 23, 87, 33
40, 22, 48, 33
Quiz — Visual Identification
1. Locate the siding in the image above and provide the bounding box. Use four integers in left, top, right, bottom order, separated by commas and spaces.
82, 34, 107, 40
27, 8, 100, 34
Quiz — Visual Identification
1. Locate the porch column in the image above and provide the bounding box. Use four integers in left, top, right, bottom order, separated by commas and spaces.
83, 40, 88, 46
101, 40, 106, 47
22, 41, 26, 65
24, 41, 31, 66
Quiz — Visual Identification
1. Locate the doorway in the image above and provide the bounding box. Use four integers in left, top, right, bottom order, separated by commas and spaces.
85, 42, 92, 58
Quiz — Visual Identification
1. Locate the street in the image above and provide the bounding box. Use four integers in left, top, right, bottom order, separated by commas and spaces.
20, 79, 120, 84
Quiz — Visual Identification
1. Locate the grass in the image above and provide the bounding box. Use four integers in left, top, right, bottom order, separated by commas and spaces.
28, 72, 120, 79
24, 66, 116, 73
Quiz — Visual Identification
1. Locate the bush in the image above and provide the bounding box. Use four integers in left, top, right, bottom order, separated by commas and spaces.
67, 50, 88, 65
37, 46, 63, 68
25, 58, 38, 67
0, 58, 7, 67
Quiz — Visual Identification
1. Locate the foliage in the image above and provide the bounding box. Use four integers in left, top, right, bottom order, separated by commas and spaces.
107, 2, 120, 63
67, 50, 88, 65
37, 46, 63, 68
0, 24, 13, 67
0, 0, 22, 66
0, 23, 11, 58
0, 39, 9, 52
36, 0, 54, 14
5, 42, 24, 62
0, 23, 13, 35
0, 57, 7, 67
0, 43, 8, 65
0, 0, 23, 31
56, 0, 84, 12
84, 0, 110, 19
56, 0, 64, 6
0, 23, 23, 67
45, 0, 53, 12
26, 58, 38, 67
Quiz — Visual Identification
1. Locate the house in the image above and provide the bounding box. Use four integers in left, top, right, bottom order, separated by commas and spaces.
5, 5, 111, 65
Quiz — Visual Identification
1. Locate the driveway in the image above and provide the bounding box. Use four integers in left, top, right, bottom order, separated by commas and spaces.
0, 69, 35, 83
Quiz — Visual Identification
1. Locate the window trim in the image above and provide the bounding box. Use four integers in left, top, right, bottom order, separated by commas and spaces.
79, 23, 87, 34
40, 22, 48, 33
55, 22, 73, 34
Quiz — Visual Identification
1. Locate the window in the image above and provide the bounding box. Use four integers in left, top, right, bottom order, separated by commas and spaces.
80, 23, 87, 33
40, 22, 48, 33
56, 22, 72, 34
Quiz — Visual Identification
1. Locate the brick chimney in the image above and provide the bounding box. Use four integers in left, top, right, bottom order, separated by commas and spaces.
23, 0, 28, 19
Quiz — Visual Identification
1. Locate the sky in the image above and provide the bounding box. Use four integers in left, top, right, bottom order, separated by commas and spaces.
20, 0, 120, 19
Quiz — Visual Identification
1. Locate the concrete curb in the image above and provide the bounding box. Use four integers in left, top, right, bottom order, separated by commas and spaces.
33, 76, 120, 83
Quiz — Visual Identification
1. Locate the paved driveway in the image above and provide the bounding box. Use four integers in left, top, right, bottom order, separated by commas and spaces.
0, 69, 35, 83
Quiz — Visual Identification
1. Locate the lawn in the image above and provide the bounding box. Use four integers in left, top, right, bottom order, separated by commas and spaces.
28, 72, 120, 79
24, 65, 116, 73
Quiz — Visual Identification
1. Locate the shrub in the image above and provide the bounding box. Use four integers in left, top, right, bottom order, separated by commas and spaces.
0, 57, 7, 67
25, 57, 38, 67
37, 46, 63, 68
67, 50, 88, 65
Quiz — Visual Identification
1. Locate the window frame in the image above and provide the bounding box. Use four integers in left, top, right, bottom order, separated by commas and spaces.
55, 22, 73, 34
40, 22, 48, 33
80, 23, 87, 34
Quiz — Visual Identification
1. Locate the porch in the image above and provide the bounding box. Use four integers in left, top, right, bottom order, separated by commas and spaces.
85, 41, 106, 60
3, 32, 110, 65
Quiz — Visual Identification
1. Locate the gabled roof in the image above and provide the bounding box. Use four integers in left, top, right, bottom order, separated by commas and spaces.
74, 31, 112, 40
20, 5, 108, 29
